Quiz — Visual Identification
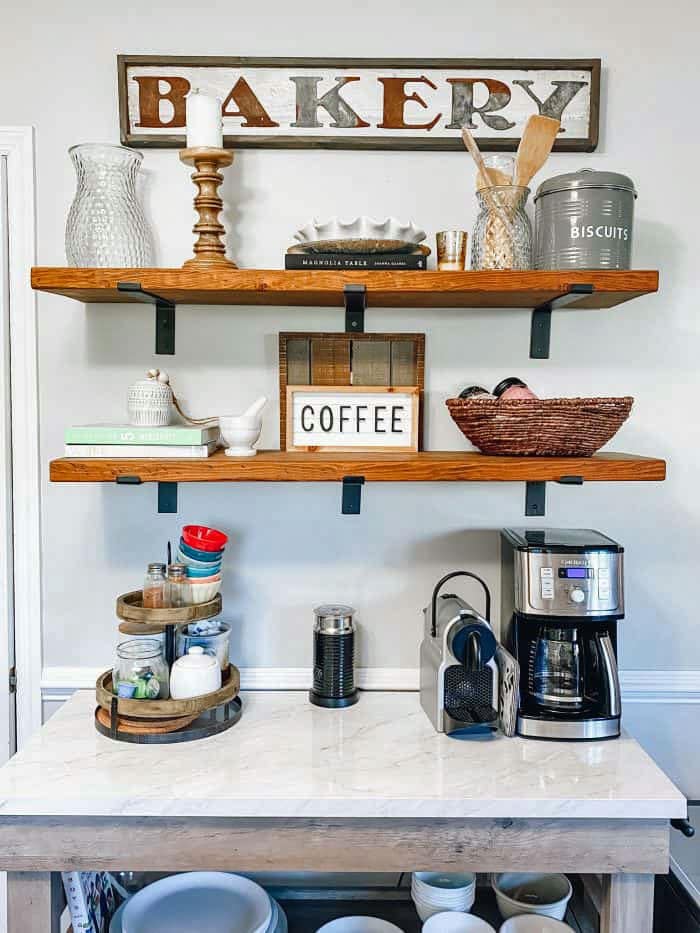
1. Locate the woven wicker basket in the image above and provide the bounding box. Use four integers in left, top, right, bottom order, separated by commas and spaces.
446, 396, 634, 457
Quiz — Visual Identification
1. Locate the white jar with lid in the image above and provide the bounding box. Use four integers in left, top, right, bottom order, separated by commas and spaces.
170, 646, 221, 699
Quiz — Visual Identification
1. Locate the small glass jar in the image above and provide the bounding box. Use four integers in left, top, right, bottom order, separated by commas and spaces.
471, 186, 532, 271
143, 562, 167, 608
167, 563, 190, 608
113, 639, 169, 699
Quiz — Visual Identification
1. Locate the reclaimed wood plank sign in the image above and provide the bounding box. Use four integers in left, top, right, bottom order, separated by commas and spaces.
286, 386, 420, 452
118, 56, 600, 151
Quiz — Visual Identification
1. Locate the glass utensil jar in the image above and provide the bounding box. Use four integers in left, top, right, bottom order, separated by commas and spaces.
471, 186, 532, 270
143, 562, 167, 608
113, 639, 169, 699
65, 144, 153, 267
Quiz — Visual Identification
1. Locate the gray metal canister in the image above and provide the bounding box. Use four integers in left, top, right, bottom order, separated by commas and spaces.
534, 169, 637, 270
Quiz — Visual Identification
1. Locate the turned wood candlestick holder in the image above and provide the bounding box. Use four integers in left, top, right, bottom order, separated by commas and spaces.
180, 147, 237, 268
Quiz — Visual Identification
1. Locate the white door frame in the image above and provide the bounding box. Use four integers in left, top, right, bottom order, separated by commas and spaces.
0, 127, 42, 748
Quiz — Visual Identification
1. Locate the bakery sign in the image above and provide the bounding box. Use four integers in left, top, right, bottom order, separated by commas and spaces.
118, 56, 600, 151
286, 386, 420, 453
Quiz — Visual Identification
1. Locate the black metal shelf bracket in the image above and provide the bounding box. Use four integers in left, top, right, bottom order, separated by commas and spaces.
117, 281, 177, 355
157, 482, 178, 514
116, 475, 178, 514
525, 474, 584, 517
530, 283, 595, 360
344, 284, 366, 333
525, 481, 546, 517
342, 475, 365, 514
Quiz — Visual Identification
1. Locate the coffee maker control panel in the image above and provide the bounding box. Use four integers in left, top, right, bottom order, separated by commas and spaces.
520, 551, 623, 616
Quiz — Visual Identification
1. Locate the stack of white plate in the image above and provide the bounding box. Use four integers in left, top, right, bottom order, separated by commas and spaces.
110, 873, 287, 932
411, 872, 476, 921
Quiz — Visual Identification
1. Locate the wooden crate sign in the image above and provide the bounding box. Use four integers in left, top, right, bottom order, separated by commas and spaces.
287, 386, 419, 452
279, 332, 425, 449
118, 56, 600, 151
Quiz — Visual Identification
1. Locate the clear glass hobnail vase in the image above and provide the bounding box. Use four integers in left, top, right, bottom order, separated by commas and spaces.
65, 144, 153, 267
471, 185, 532, 271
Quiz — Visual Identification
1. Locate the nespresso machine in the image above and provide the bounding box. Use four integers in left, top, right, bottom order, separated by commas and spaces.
420, 571, 500, 735
500, 528, 623, 740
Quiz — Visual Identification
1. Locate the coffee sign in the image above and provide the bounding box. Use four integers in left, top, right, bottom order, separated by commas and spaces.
118, 56, 600, 151
286, 386, 419, 452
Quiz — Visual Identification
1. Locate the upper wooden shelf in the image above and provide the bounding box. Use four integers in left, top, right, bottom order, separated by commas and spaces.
50, 449, 666, 484
32, 268, 659, 310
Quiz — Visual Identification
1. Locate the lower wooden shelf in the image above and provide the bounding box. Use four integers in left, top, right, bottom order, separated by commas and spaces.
49, 449, 667, 484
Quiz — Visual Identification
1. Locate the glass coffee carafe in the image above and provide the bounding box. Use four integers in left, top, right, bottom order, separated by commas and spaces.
533, 626, 584, 712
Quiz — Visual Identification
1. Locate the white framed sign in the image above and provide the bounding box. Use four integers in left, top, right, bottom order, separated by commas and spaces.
286, 385, 419, 452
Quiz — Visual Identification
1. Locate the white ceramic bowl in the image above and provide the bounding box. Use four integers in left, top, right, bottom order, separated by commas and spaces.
315, 920, 404, 933
411, 872, 476, 920
498, 917, 574, 933
412, 896, 474, 923
188, 578, 222, 604
492, 874, 572, 921
121, 872, 271, 933
422, 913, 496, 933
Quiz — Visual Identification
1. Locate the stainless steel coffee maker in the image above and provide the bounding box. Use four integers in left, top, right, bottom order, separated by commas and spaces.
420, 571, 500, 735
500, 528, 624, 740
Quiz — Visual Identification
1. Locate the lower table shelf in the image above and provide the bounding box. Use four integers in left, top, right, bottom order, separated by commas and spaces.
49, 449, 666, 484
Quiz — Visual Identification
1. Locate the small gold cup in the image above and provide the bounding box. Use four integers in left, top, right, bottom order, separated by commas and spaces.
436, 230, 468, 271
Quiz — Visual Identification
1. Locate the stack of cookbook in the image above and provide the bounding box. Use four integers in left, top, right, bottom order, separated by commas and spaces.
64, 423, 220, 458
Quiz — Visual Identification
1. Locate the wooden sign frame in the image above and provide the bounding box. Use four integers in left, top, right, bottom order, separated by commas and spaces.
286, 385, 420, 453
118, 55, 600, 151
279, 332, 425, 449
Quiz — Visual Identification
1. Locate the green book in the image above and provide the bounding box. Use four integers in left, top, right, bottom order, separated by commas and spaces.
64, 423, 220, 446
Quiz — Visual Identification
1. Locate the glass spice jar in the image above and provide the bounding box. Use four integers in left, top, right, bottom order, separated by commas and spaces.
471, 186, 532, 271
113, 639, 169, 699
167, 563, 190, 608
143, 562, 167, 608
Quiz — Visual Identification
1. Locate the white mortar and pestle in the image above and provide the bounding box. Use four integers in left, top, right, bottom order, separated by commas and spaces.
219, 396, 267, 457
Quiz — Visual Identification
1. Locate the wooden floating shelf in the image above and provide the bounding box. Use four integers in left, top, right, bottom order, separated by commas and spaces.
32, 267, 658, 310
50, 449, 666, 484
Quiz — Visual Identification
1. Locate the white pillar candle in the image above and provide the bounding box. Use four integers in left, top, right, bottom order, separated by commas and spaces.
185, 89, 223, 148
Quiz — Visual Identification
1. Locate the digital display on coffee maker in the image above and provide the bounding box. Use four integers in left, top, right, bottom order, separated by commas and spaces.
558, 568, 593, 578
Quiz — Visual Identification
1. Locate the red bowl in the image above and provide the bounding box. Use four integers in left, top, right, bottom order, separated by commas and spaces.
182, 525, 228, 552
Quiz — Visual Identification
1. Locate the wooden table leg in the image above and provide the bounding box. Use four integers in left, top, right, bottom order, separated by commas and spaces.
600, 873, 655, 933
7, 871, 63, 933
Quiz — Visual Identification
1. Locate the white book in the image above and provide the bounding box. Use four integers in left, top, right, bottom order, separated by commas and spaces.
65, 441, 218, 458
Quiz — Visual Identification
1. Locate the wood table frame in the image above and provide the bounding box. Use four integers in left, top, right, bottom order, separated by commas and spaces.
1, 815, 666, 932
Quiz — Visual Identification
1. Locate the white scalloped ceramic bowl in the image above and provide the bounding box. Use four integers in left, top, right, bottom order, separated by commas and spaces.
294, 216, 426, 252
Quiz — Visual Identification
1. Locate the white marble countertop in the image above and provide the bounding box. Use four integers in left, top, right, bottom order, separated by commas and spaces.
0, 691, 685, 820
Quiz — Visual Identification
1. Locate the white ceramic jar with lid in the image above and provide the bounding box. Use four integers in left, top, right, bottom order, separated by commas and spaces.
170, 646, 221, 699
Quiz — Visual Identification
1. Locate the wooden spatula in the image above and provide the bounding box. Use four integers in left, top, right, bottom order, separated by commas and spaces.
514, 115, 560, 187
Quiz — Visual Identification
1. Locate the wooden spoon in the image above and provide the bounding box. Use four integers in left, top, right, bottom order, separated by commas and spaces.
513, 115, 560, 187
460, 127, 514, 232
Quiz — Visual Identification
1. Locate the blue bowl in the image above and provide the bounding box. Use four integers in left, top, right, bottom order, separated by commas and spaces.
179, 538, 224, 562
186, 564, 222, 578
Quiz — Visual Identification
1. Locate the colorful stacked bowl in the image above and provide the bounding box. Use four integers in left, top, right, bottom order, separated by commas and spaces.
176, 525, 227, 599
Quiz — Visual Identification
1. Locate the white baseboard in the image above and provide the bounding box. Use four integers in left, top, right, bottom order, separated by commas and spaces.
40, 666, 700, 704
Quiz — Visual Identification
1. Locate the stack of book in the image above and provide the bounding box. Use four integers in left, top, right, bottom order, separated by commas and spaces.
284, 246, 429, 271
64, 424, 220, 458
